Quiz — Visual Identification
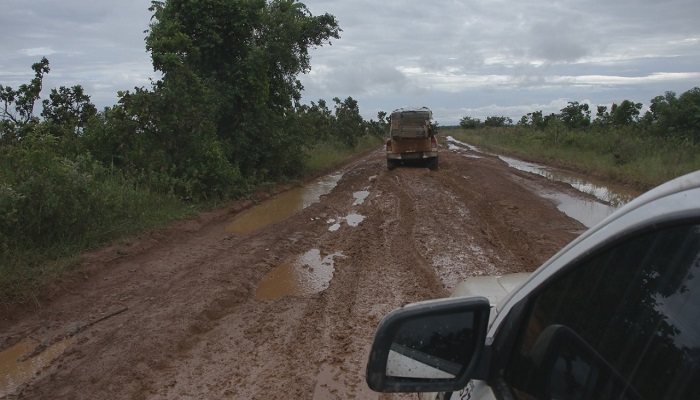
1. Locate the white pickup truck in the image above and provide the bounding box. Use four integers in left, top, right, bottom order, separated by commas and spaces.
367, 170, 700, 400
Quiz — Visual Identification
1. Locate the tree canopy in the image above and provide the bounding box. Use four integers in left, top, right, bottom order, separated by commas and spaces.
143, 0, 341, 178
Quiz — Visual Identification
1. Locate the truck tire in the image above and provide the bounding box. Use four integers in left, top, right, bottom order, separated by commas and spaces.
428, 157, 439, 171
387, 160, 397, 170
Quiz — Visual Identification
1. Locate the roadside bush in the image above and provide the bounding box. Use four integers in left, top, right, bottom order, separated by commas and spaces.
3, 135, 111, 249
0, 183, 23, 254
303, 135, 383, 175
610, 132, 645, 165
0, 134, 195, 303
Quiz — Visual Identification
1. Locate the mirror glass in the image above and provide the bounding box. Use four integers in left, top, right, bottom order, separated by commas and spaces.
385, 310, 478, 379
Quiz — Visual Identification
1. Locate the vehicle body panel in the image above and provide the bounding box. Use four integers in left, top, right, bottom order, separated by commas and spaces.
491, 170, 700, 328
451, 273, 530, 306
389, 137, 435, 156
451, 273, 530, 327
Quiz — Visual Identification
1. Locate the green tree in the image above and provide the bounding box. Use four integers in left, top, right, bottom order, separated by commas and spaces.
647, 88, 700, 140
332, 96, 363, 147
41, 85, 98, 139
146, 0, 340, 179
298, 99, 335, 141
594, 105, 611, 126
364, 110, 390, 138
611, 100, 642, 126
483, 115, 512, 127
646, 91, 678, 134
674, 87, 700, 139
559, 101, 591, 129
518, 110, 547, 129
460, 116, 481, 129
84, 68, 242, 200
0, 57, 50, 144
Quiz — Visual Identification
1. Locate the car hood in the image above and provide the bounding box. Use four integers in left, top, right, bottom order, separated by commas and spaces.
450, 272, 531, 326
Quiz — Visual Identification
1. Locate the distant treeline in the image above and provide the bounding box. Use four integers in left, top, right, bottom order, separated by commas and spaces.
0, 0, 388, 303
450, 87, 700, 191
459, 87, 700, 142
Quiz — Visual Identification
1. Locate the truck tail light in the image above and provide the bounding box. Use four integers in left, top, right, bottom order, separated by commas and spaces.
386, 139, 392, 151
431, 135, 437, 148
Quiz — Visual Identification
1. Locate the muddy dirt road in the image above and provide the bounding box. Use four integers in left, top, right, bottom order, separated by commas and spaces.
1, 142, 593, 399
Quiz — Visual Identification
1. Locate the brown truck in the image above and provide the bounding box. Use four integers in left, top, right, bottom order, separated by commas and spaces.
386, 107, 438, 170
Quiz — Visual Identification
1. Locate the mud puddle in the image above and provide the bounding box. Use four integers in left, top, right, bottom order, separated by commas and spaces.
446, 136, 639, 227
328, 213, 365, 232
255, 249, 345, 300
226, 173, 343, 234
352, 190, 370, 205
240, 174, 366, 299
255, 185, 365, 297
498, 156, 636, 207
498, 156, 638, 227
0, 338, 73, 397
538, 191, 614, 228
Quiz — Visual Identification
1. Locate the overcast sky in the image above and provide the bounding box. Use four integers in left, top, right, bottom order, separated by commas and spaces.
2, 0, 699, 125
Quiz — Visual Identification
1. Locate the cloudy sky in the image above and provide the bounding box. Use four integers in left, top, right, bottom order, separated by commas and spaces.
2, 0, 699, 125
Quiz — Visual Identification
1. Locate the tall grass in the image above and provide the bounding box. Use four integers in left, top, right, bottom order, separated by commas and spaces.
445, 126, 700, 190
0, 165, 195, 304
303, 135, 384, 176
0, 134, 383, 305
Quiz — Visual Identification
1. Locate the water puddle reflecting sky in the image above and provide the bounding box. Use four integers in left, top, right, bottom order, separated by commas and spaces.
255, 249, 344, 300
327, 213, 365, 232
539, 191, 617, 228
446, 136, 640, 228
498, 156, 635, 207
352, 190, 370, 205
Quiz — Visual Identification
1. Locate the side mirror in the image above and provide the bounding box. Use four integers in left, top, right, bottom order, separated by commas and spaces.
366, 296, 490, 392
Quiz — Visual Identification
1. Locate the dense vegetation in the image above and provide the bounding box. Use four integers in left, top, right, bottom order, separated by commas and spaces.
0, 0, 388, 304
452, 87, 700, 189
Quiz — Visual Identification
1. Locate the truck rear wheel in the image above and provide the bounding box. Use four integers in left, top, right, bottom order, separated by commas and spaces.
387, 160, 397, 170
428, 157, 439, 171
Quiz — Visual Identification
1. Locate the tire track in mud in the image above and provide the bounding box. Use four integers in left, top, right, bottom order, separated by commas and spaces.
8, 227, 282, 398
438, 156, 528, 273
1, 145, 585, 399
145, 221, 348, 398
382, 170, 451, 298
434, 151, 581, 274
150, 158, 396, 399
299, 158, 443, 399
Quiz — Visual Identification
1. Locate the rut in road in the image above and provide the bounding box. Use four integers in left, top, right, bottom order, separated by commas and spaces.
1, 146, 585, 399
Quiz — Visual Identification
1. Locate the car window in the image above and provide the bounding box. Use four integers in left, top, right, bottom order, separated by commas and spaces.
504, 223, 700, 400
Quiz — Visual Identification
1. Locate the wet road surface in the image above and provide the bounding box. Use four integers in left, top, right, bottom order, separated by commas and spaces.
1, 141, 629, 399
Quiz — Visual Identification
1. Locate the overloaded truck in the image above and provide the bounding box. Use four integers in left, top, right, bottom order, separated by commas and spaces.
386, 107, 438, 170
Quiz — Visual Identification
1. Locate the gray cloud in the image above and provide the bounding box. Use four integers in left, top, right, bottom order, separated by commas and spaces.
1, 0, 154, 108
1, 0, 698, 125
527, 19, 592, 62
301, 0, 700, 124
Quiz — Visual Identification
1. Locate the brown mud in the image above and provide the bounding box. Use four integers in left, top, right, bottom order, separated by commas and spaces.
1, 145, 590, 399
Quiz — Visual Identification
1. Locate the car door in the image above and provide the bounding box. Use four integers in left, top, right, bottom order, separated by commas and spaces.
496, 220, 700, 400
